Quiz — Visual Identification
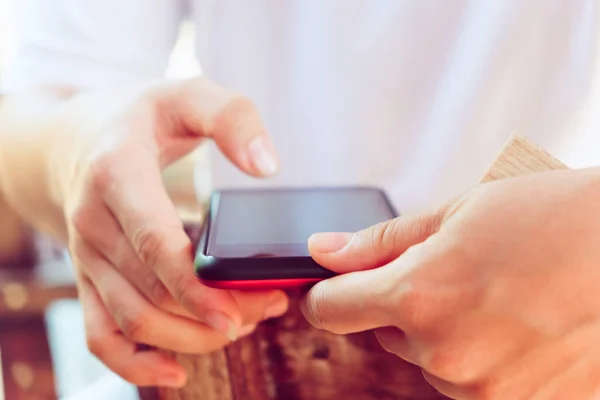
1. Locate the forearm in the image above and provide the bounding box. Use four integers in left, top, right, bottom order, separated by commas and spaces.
0, 86, 79, 242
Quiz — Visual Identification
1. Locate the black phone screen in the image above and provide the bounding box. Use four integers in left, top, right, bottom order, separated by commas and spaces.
206, 187, 397, 258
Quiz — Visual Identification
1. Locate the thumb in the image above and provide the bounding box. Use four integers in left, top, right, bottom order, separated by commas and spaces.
150, 77, 279, 177
308, 212, 443, 273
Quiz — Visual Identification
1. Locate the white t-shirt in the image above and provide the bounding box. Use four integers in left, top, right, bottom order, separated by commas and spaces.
4, 0, 600, 214
2, 2, 600, 398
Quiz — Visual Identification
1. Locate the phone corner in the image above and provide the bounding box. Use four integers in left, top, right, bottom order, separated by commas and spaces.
193, 251, 215, 277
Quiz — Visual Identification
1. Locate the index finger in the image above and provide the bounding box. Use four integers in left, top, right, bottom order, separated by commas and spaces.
95, 147, 242, 339
151, 77, 279, 176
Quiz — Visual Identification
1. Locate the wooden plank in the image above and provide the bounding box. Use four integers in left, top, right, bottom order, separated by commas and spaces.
154, 134, 567, 400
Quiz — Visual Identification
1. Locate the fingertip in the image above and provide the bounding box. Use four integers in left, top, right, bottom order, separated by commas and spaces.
143, 351, 188, 387
229, 289, 289, 325
180, 280, 244, 333
308, 232, 353, 254
263, 293, 289, 319
204, 310, 239, 341
246, 136, 279, 177
156, 370, 188, 388
239, 323, 257, 337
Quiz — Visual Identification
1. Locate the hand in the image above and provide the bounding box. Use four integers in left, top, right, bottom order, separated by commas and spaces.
301, 168, 600, 399
49, 78, 288, 387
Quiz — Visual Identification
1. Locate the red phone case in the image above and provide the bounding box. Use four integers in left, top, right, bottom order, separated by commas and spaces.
199, 277, 322, 290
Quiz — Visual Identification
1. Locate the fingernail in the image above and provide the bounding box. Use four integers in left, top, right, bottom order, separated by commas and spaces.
239, 324, 257, 337
205, 311, 238, 341
248, 136, 278, 176
264, 298, 289, 319
157, 373, 187, 388
309, 232, 353, 253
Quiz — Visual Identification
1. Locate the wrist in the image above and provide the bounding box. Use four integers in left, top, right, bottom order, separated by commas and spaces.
43, 91, 94, 215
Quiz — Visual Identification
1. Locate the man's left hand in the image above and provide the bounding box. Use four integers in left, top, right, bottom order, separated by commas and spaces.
301, 168, 600, 400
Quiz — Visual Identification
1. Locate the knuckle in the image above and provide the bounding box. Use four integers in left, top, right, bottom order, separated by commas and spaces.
146, 274, 172, 308
131, 225, 163, 266
392, 282, 431, 333
119, 311, 148, 342
224, 95, 256, 117
86, 332, 107, 360
172, 271, 194, 306
352, 224, 378, 247
132, 224, 186, 269
353, 218, 402, 249
423, 345, 476, 383
378, 218, 402, 247
69, 204, 95, 237
213, 95, 257, 131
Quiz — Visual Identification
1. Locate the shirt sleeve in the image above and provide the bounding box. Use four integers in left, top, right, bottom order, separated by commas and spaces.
1, 0, 186, 92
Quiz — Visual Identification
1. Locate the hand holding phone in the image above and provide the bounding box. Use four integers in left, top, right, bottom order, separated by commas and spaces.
195, 187, 397, 289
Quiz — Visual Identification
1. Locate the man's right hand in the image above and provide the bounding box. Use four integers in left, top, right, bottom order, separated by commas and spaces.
0, 78, 289, 387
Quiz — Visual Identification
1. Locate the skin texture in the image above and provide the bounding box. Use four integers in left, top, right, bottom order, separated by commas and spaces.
302, 168, 600, 400
0, 78, 289, 387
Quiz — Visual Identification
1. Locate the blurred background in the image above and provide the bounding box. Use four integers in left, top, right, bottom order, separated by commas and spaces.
0, 0, 12, 73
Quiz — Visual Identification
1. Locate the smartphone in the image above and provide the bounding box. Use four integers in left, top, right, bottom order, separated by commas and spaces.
194, 186, 398, 290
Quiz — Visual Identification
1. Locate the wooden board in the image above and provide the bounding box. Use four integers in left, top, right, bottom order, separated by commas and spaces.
479, 135, 567, 183
152, 134, 567, 400
156, 292, 444, 400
